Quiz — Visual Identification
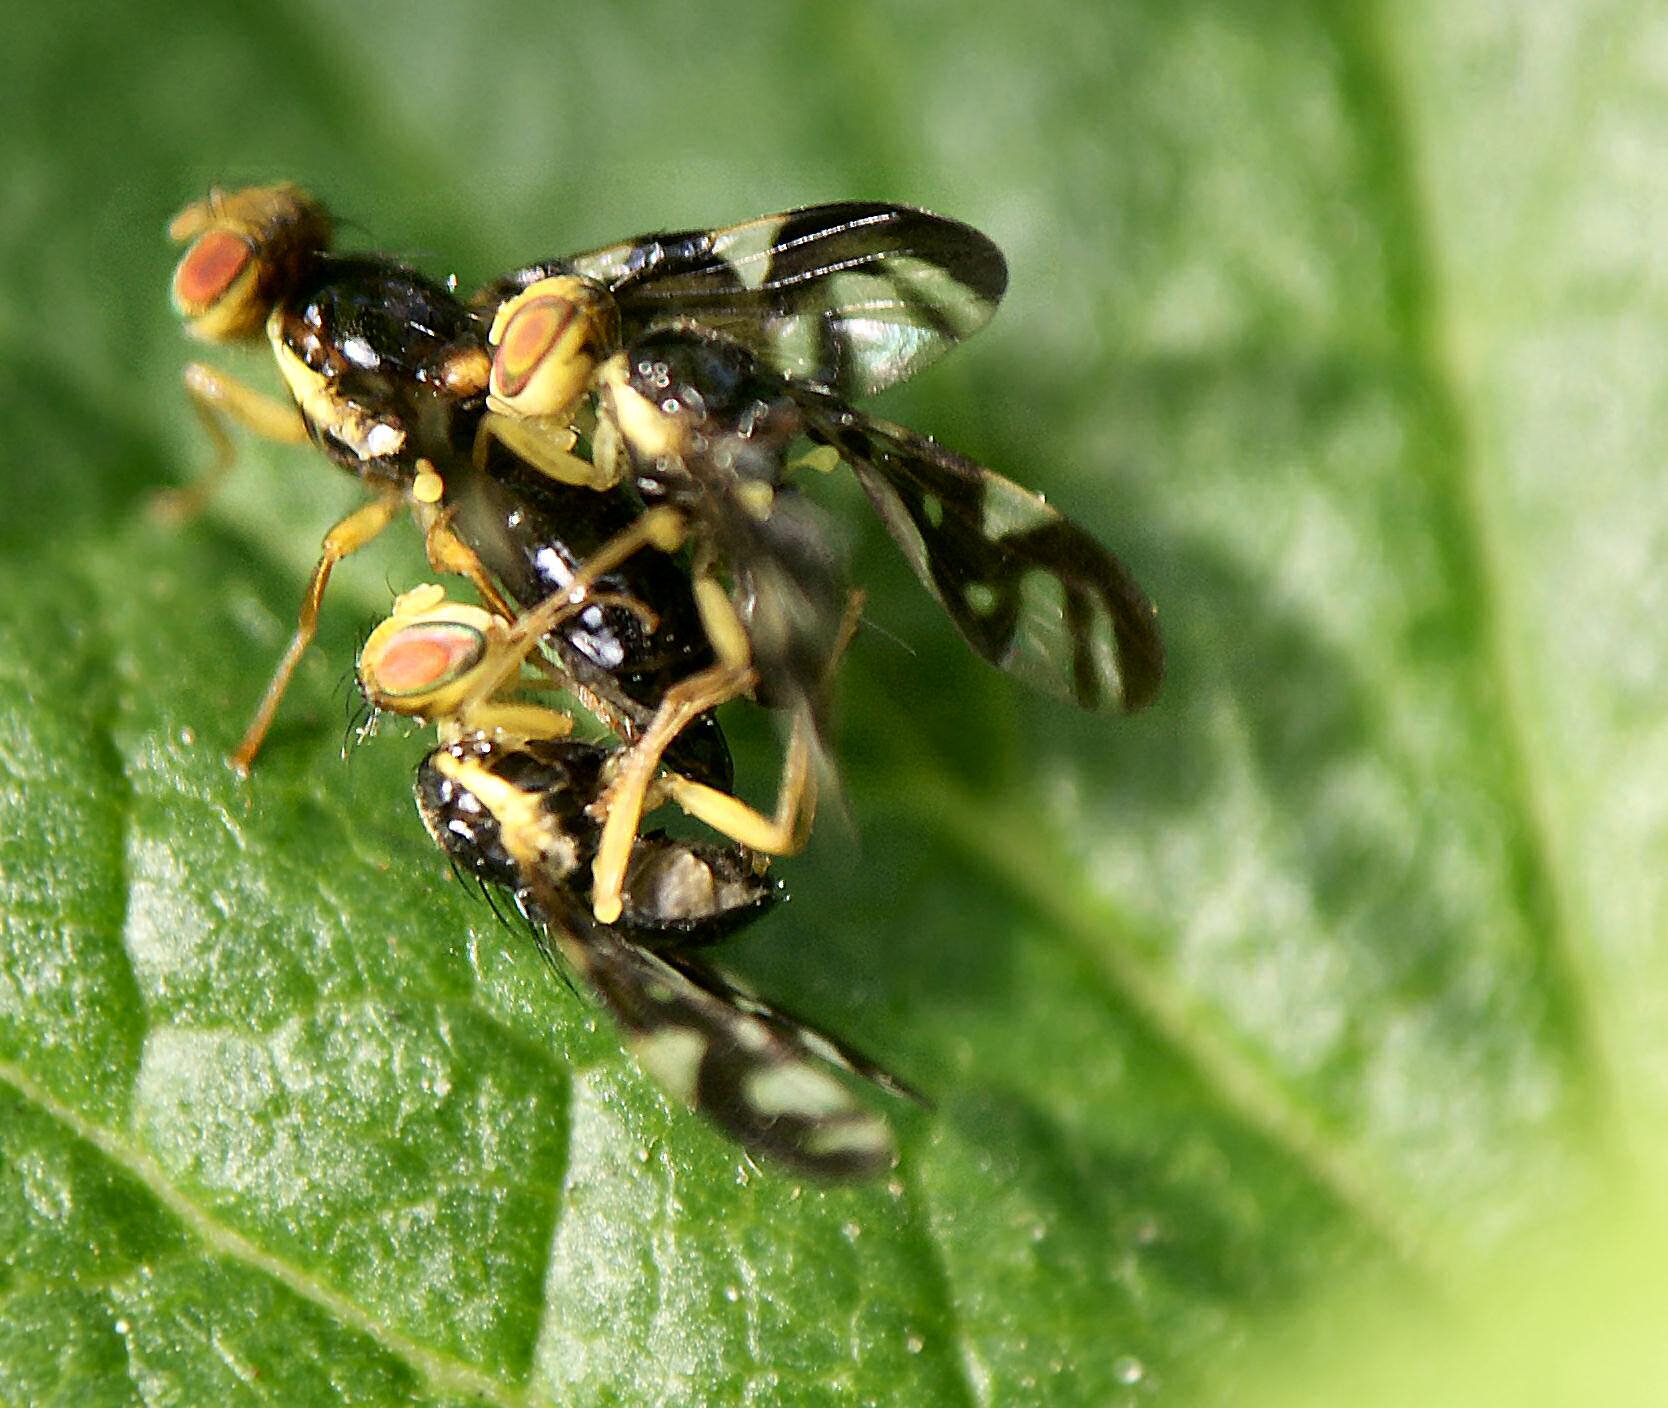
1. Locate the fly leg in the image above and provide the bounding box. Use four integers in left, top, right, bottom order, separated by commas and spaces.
153, 364, 309, 523
413, 487, 517, 621
588, 653, 761, 925
657, 711, 816, 853
473, 411, 618, 490
455, 506, 688, 704
230, 493, 402, 775
589, 569, 830, 924
590, 583, 867, 921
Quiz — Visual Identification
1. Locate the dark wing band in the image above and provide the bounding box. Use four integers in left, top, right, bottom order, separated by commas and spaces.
524, 203, 1008, 398
800, 397, 1164, 713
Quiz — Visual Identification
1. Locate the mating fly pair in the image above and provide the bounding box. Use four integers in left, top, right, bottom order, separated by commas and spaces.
166, 182, 1164, 1174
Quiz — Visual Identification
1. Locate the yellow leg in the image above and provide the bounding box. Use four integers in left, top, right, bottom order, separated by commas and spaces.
587, 556, 758, 917
592, 583, 865, 919
458, 506, 689, 709
454, 702, 575, 742
416, 495, 648, 734
399, 506, 687, 747
589, 660, 757, 923
230, 494, 402, 775
659, 713, 817, 854
417, 502, 517, 621
513, 505, 686, 635
154, 363, 309, 523
473, 411, 620, 490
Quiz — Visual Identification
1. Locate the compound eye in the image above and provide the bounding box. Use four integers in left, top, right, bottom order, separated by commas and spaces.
487, 277, 608, 421
171, 230, 254, 317
362, 620, 487, 704
493, 295, 574, 400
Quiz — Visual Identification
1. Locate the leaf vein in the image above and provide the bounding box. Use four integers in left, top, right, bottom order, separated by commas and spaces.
0, 1059, 536, 1408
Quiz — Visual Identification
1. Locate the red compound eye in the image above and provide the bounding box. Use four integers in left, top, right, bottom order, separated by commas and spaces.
172, 230, 253, 313
493, 296, 574, 399
372, 623, 485, 696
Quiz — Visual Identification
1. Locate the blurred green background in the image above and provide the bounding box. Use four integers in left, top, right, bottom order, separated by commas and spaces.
4, 2, 1667, 1404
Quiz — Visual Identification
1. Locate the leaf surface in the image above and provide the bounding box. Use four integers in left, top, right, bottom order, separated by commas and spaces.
0, 2, 1655, 1403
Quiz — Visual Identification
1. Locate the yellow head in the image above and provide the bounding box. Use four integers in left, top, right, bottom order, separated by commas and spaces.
168, 183, 331, 342
486, 275, 620, 423
358, 585, 498, 721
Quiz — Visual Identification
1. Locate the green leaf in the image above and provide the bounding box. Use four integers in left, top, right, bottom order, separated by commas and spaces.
2, 1, 1658, 1403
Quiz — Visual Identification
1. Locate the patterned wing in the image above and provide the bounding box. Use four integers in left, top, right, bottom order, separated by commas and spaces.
799, 396, 1165, 714
415, 736, 916, 1178
495, 203, 1007, 398
661, 953, 925, 1107
526, 869, 914, 1178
